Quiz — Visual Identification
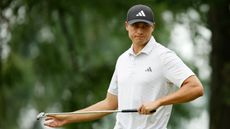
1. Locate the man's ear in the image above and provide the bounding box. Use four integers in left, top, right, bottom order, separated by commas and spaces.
152, 24, 155, 32
125, 21, 129, 31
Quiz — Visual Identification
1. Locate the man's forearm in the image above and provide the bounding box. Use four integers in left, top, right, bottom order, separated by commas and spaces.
158, 75, 204, 106
63, 93, 118, 124
65, 100, 115, 123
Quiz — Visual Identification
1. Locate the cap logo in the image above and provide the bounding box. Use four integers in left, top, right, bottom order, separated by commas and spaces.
136, 10, 146, 17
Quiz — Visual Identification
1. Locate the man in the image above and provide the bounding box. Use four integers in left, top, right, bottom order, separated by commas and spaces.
44, 4, 204, 129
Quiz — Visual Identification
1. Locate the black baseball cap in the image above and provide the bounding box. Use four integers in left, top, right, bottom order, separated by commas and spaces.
127, 4, 154, 25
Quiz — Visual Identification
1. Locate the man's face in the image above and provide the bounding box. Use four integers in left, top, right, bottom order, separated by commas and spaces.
126, 22, 154, 46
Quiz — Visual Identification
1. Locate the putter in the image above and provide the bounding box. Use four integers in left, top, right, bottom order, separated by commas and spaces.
37, 109, 156, 120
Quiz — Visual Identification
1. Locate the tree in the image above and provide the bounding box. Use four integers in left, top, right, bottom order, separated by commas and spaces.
208, 0, 230, 129
1, 0, 229, 129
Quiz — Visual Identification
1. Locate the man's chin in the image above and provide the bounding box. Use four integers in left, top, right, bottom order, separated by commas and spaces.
134, 40, 148, 46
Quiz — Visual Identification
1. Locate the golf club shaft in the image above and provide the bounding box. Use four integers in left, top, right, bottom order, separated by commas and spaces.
46, 110, 120, 115
37, 109, 156, 120
45, 109, 139, 115
46, 109, 156, 115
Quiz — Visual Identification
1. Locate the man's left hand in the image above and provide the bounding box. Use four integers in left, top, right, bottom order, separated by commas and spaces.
138, 100, 160, 115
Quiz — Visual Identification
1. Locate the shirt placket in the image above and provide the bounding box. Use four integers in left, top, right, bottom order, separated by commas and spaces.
129, 54, 137, 75
129, 55, 138, 109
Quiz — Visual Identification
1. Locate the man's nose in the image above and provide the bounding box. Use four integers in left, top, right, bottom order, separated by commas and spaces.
136, 28, 144, 34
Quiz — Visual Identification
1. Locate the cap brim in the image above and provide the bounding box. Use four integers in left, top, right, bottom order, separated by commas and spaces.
128, 19, 154, 25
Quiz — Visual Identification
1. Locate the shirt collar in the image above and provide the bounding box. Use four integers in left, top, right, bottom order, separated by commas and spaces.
128, 36, 156, 56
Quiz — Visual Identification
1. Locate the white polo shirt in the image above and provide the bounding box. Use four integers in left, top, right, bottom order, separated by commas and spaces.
108, 36, 194, 129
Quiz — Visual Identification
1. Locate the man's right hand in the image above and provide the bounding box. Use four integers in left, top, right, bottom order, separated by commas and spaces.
44, 115, 68, 128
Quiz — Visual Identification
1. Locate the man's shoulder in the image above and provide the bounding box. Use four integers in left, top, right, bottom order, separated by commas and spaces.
153, 42, 185, 67
153, 42, 175, 56
117, 49, 130, 60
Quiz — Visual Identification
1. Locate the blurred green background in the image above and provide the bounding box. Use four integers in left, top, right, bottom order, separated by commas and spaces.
0, 0, 229, 129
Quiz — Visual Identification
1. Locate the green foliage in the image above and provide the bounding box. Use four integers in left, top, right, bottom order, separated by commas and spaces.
0, 0, 210, 129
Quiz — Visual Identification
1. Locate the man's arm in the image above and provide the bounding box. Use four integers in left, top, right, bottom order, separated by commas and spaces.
138, 75, 204, 114
44, 92, 118, 128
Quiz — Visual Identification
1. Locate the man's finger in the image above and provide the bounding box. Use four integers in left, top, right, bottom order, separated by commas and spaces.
44, 120, 53, 127
140, 106, 146, 114
45, 117, 54, 121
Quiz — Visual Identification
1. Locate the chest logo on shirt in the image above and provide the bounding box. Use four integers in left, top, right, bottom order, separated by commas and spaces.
145, 67, 152, 72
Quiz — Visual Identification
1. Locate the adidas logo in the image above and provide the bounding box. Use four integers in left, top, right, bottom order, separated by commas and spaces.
145, 67, 152, 72
136, 10, 146, 17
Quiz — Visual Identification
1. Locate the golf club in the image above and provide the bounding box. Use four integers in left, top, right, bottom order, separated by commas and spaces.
37, 109, 156, 120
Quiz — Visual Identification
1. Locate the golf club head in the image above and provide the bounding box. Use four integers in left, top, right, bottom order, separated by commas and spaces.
37, 112, 46, 120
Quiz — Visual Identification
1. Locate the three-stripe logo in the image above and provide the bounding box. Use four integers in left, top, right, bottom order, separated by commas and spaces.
145, 67, 152, 72
136, 10, 146, 17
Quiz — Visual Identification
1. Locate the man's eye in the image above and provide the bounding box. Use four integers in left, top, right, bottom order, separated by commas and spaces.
143, 24, 150, 28
132, 24, 138, 28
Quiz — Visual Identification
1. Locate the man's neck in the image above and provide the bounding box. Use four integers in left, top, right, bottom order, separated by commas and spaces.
132, 43, 147, 54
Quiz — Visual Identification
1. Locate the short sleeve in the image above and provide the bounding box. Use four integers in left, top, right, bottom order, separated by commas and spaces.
107, 67, 118, 95
161, 50, 195, 87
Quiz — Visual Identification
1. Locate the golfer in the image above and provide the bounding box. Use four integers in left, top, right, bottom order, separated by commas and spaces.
44, 4, 204, 129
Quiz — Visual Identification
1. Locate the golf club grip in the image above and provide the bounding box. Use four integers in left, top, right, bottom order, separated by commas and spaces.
121, 109, 138, 112
121, 109, 156, 113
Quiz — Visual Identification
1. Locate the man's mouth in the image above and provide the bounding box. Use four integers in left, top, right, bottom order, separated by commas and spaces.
135, 35, 144, 38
